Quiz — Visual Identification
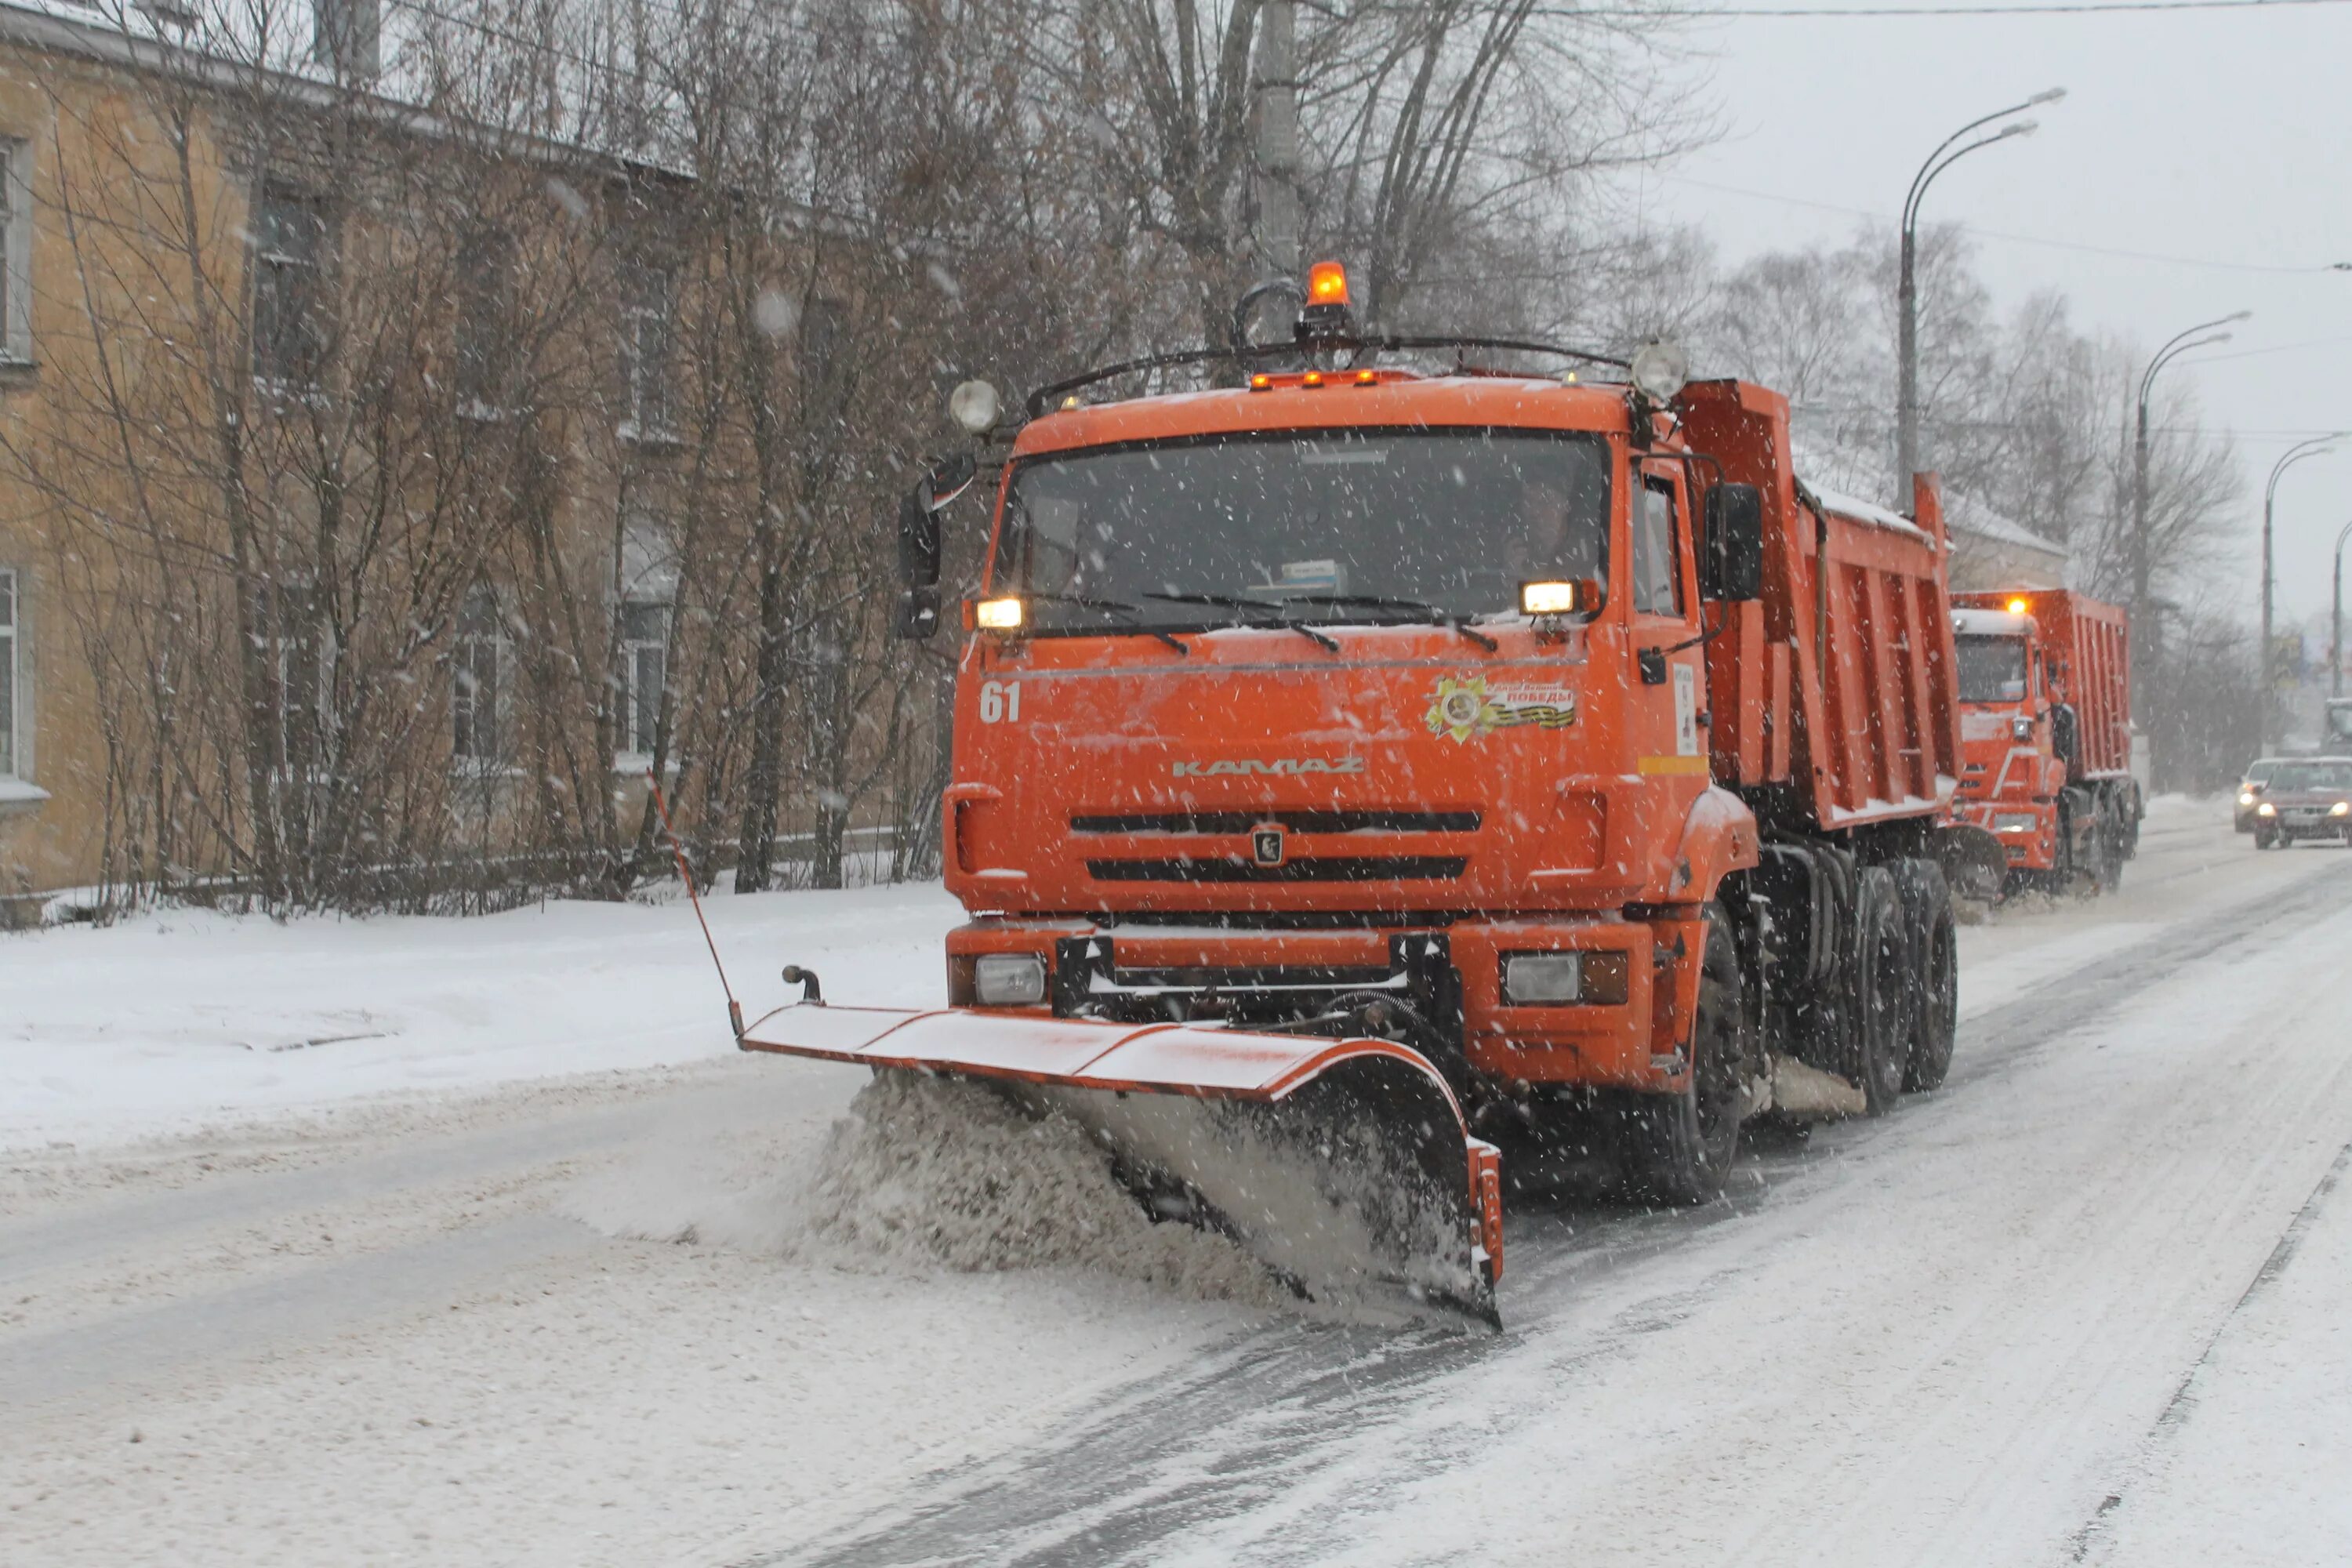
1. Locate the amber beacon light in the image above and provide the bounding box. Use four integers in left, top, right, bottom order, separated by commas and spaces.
1307, 260, 1350, 307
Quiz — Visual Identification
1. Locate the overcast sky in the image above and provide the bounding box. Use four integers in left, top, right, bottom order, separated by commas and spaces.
1617, 0, 2352, 633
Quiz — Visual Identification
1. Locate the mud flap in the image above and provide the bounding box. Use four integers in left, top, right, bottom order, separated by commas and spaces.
738, 1004, 1501, 1327
1935, 821, 2008, 906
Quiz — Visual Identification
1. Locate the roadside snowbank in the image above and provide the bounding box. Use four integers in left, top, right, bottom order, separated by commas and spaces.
0, 883, 962, 1152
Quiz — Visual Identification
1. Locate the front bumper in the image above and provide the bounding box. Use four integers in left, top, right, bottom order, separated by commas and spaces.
1957, 799, 2057, 871
944, 915, 1701, 1095
2256, 807, 2352, 839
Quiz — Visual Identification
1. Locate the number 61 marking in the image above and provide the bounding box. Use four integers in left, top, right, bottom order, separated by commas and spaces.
978, 681, 1023, 724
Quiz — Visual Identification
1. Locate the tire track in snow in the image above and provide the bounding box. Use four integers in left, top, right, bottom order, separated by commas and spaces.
762, 855, 2352, 1568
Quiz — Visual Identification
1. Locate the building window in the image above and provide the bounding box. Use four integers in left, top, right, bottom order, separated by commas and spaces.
455, 227, 517, 416
619, 601, 667, 755
452, 586, 506, 764
252, 189, 329, 388
619, 262, 675, 440
0, 568, 20, 777
0, 139, 31, 363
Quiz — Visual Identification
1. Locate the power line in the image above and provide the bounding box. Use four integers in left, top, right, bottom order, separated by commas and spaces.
1547, 0, 2352, 17
1653, 172, 2352, 274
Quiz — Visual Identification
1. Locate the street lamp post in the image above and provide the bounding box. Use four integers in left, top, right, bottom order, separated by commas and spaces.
2334, 517, 2352, 700
2131, 312, 2249, 678
1897, 89, 2063, 508
2260, 435, 2341, 748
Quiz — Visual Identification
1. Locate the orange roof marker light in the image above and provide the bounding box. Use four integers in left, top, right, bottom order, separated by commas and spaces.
1250, 372, 1274, 391
1355, 368, 1378, 386
1301, 370, 1325, 388
1308, 260, 1351, 308
2007, 597, 2030, 615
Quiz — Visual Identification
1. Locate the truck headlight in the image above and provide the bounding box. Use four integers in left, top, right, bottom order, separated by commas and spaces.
1993, 811, 2038, 833
2011, 717, 2034, 742
2333, 801, 2350, 818
2238, 790, 2256, 808
1503, 953, 1583, 1005
972, 953, 1047, 1006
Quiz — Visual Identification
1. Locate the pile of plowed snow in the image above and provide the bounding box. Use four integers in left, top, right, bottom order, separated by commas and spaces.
571, 1072, 1289, 1307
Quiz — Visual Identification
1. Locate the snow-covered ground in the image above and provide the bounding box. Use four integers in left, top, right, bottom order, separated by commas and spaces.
3, 796, 2349, 1566
0, 881, 964, 1152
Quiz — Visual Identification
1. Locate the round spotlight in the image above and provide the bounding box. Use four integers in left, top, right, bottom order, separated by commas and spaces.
1629, 341, 1690, 404
949, 379, 1002, 435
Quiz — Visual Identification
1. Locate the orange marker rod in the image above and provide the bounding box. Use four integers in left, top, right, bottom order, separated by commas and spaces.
648, 769, 744, 1039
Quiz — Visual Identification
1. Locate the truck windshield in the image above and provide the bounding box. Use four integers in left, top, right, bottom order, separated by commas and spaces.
993, 428, 1611, 631
1955, 634, 2027, 702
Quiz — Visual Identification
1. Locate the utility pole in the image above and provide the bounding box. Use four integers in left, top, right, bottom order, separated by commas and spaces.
1254, 0, 1300, 282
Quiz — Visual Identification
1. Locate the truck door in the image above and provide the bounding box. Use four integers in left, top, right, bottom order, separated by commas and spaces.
1631, 464, 1707, 782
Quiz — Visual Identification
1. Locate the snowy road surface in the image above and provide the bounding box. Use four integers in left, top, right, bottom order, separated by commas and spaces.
4, 799, 2350, 1566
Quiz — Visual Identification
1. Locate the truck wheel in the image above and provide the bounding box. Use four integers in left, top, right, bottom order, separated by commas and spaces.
1893, 859, 1958, 1093
1622, 905, 1747, 1204
1848, 867, 1910, 1116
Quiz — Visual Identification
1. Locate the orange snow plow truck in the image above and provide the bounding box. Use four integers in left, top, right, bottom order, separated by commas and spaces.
736, 266, 1998, 1327
1949, 590, 2140, 892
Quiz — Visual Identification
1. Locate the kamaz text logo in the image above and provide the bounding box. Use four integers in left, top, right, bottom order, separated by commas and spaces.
1169, 757, 1367, 779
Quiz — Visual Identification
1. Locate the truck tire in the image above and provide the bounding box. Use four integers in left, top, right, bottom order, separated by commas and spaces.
1893, 858, 1958, 1093
1848, 867, 1910, 1116
1622, 904, 1747, 1204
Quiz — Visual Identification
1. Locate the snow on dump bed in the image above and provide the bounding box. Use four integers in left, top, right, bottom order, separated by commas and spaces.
1806, 481, 1936, 546
570, 1070, 1290, 1308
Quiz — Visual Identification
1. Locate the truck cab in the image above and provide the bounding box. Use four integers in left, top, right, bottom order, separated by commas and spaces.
1951, 604, 2064, 873
938, 371, 1732, 1114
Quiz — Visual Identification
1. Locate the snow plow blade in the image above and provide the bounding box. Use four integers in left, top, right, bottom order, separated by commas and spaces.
738, 1002, 1502, 1328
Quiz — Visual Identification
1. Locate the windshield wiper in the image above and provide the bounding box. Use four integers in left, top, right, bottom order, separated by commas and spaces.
1139, 592, 1341, 653
1272, 593, 1500, 652
1027, 593, 1188, 655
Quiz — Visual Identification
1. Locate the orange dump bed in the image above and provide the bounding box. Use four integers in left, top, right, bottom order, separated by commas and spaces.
1677, 382, 1962, 832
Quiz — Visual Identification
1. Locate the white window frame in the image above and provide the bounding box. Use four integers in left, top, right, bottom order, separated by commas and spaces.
0, 565, 22, 779
252, 187, 329, 392
617, 598, 669, 758
618, 262, 677, 443
452, 585, 509, 768
1, 138, 32, 364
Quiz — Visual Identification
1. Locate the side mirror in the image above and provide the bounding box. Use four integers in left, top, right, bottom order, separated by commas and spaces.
2051, 702, 2080, 766
1700, 482, 1764, 602
895, 586, 942, 641
895, 453, 978, 592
